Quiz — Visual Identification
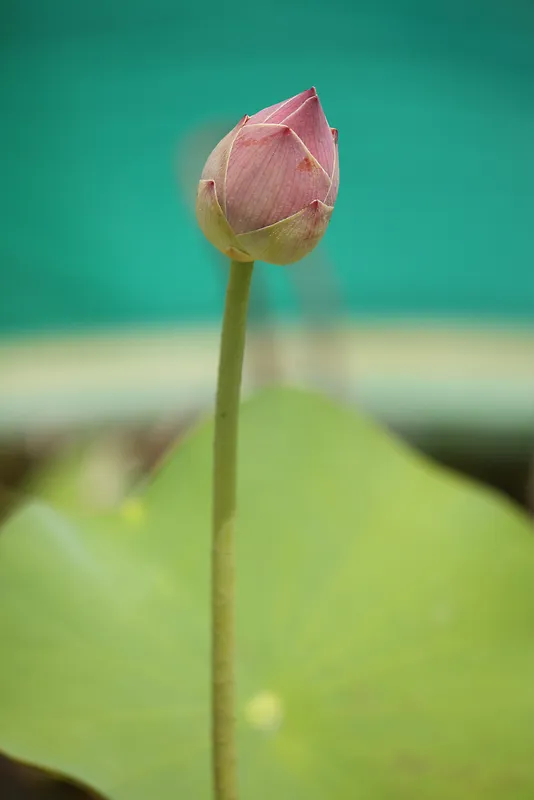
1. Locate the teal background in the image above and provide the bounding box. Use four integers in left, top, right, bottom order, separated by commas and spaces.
1, 0, 533, 336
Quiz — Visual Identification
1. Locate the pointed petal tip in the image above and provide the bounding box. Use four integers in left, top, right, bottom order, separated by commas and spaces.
308, 198, 333, 212
309, 86, 317, 95
247, 122, 292, 137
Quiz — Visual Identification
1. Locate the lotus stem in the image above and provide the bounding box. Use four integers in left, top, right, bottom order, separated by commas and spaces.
211, 258, 254, 800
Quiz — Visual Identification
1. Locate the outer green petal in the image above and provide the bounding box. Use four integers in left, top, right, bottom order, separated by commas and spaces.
196, 179, 252, 262
236, 199, 333, 266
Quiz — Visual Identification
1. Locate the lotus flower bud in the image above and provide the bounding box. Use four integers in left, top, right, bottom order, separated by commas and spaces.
196, 87, 339, 266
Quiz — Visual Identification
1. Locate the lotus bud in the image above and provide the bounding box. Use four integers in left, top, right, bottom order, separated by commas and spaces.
196, 87, 339, 266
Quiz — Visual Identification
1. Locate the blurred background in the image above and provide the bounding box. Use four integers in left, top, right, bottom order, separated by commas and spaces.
0, 0, 533, 793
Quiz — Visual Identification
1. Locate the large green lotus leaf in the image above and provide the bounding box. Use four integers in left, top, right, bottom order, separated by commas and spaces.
27, 436, 135, 514
0, 388, 533, 800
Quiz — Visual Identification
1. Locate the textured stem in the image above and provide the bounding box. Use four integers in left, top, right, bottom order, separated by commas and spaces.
212, 259, 254, 800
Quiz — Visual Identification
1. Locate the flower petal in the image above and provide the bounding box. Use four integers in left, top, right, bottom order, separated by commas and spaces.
225, 123, 331, 234
325, 129, 339, 206
248, 87, 317, 124
236, 199, 334, 266
200, 115, 248, 212
196, 179, 253, 262
282, 94, 334, 176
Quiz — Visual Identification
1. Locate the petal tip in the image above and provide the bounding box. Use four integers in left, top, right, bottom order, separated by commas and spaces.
331, 128, 338, 143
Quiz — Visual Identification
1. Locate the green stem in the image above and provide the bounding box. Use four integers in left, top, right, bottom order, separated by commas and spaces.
212, 258, 254, 800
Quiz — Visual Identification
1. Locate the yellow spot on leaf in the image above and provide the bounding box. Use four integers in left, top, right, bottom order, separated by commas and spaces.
120, 498, 146, 527
245, 690, 284, 733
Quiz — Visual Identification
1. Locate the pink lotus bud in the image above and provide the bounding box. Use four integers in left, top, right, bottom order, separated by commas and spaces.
196, 87, 339, 266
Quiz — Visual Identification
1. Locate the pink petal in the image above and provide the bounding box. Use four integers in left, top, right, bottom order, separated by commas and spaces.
200, 115, 248, 212
325, 129, 339, 206
247, 99, 288, 124
248, 87, 317, 124
282, 94, 334, 176
236, 199, 334, 265
196, 179, 253, 262
225, 123, 331, 234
